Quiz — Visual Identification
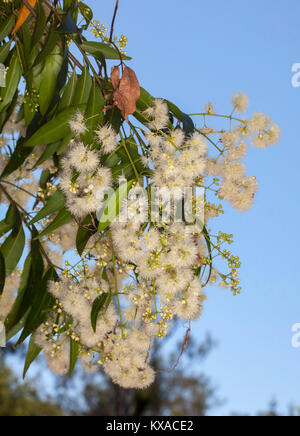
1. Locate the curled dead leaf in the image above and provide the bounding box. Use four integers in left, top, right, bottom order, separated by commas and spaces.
111, 66, 120, 90
105, 66, 140, 122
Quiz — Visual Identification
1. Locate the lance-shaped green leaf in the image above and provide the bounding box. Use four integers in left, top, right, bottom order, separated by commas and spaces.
34, 141, 60, 167
0, 220, 12, 238
0, 251, 5, 296
136, 87, 154, 111
39, 45, 64, 116
23, 335, 41, 379
166, 99, 182, 119
56, 131, 75, 155
17, 267, 57, 345
58, 68, 78, 112
0, 137, 33, 178
81, 78, 104, 144
0, 40, 12, 64
91, 293, 109, 332
5, 254, 32, 332
30, 190, 65, 224
6, 309, 30, 342
36, 208, 73, 239
0, 50, 22, 112
24, 106, 82, 147
69, 339, 79, 378
9, 236, 44, 332
76, 216, 96, 256
21, 24, 32, 64
0, 204, 18, 238
79, 2, 93, 29
31, 0, 47, 48
181, 112, 195, 137
0, 15, 15, 42
97, 180, 134, 232
33, 26, 60, 67
0, 218, 25, 275
73, 66, 92, 106
81, 41, 131, 61
193, 216, 213, 286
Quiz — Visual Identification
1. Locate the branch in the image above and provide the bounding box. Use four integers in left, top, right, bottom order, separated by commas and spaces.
109, 0, 119, 43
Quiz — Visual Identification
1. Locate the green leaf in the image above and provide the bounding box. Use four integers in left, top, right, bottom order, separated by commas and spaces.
0, 137, 32, 178
58, 68, 78, 112
56, 131, 75, 155
79, 2, 93, 28
166, 99, 182, 120
12, 237, 44, 329
0, 204, 17, 238
69, 339, 79, 377
39, 45, 64, 116
76, 216, 96, 256
0, 40, 12, 63
97, 180, 134, 232
30, 190, 65, 224
34, 141, 60, 167
24, 106, 82, 147
0, 50, 22, 112
81, 78, 104, 144
31, 0, 47, 48
0, 16, 15, 42
80, 41, 131, 61
6, 309, 30, 342
73, 66, 92, 106
5, 254, 32, 332
36, 208, 73, 239
181, 112, 195, 137
17, 267, 57, 344
21, 23, 32, 63
0, 220, 11, 238
136, 87, 154, 111
91, 293, 109, 332
103, 106, 122, 133
0, 223, 25, 274
39, 169, 50, 189
193, 217, 213, 286
23, 335, 41, 379
0, 250, 5, 296
33, 26, 60, 67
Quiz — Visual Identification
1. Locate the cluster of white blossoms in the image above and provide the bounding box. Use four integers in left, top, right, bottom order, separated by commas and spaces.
59, 114, 119, 219
0, 93, 280, 390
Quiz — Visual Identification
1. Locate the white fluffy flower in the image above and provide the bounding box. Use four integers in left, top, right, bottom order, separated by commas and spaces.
69, 111, 87, 135
95, 125, 118, 154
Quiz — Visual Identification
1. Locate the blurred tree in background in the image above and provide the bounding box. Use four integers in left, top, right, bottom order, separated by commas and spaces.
0, 350, 63, 416
0, 332, 219, 416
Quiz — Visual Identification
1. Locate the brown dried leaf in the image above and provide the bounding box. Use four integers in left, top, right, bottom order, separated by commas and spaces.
113, 66, 140, 122
110, 66, 120, 90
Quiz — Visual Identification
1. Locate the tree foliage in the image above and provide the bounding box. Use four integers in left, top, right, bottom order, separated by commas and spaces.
0, 0, 280, 389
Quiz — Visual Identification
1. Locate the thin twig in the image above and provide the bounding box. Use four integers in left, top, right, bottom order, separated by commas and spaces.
109, 0, 119, 43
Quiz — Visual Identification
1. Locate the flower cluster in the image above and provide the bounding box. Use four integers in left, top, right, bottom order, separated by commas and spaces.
0, 92, 280, 390
59, 114, 119, 219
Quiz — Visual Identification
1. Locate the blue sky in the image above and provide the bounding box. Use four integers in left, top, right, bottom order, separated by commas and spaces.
85, 0, 300, 415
